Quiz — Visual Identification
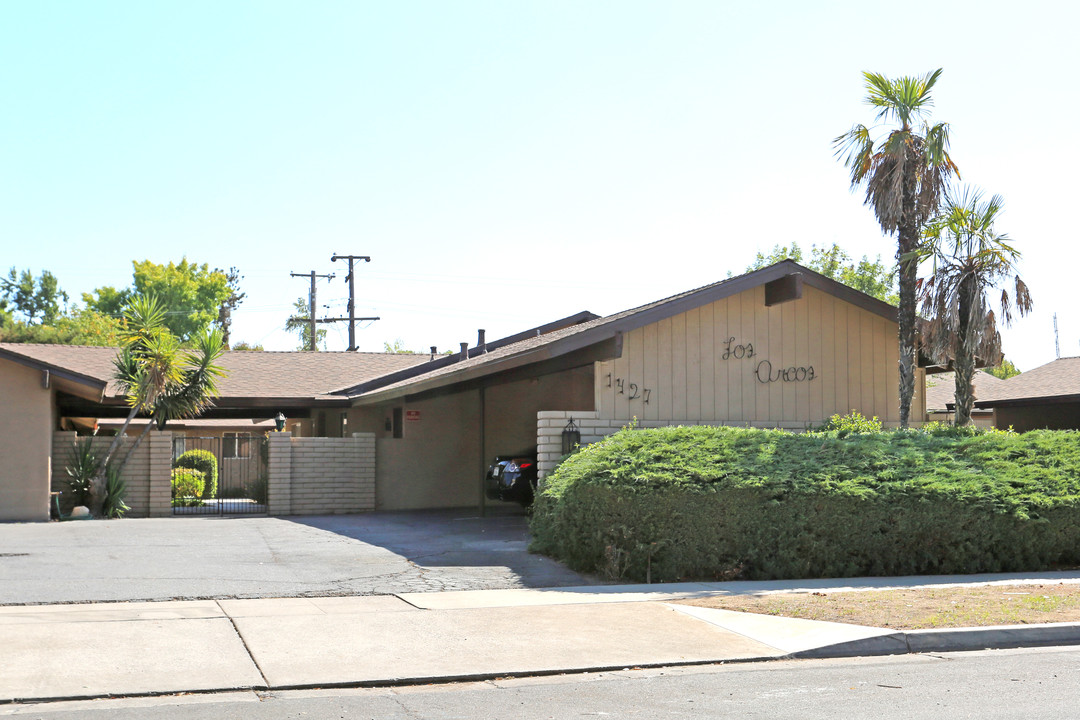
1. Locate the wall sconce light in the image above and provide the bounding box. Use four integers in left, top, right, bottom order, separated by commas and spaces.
561, 417, 581, 455
274, 412, 287, 432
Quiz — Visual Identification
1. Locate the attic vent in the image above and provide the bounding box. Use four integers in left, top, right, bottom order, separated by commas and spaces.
764, 273, 803, 307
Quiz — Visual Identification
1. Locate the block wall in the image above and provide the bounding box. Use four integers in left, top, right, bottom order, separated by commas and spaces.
267, 432, 376, 516
51, 431, 172, 518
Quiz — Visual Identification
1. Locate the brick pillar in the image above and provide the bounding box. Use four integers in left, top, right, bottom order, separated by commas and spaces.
352, 432, 377, 510
267, 432, 292, 516
148, 430, 173, 518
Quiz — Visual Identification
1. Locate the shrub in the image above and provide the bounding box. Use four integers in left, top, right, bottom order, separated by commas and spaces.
530, 425, 1080, 583
171, 468, 205, 507
102, 465, 130, 519
174, 449, 218, 499
813, 410, 883, 436
65, 439, 102, 507
247, 475, 268, 505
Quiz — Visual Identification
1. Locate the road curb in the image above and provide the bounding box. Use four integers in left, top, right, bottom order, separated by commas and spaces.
792, 622, 1080, 659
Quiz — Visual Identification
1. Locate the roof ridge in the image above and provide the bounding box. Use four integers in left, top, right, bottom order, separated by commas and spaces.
0, 342, 119, 349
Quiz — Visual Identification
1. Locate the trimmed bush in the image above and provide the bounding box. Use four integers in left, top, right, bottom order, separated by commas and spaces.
171, 468, 205, 506
530, 425, 1080, 582
174, 449, 218, 499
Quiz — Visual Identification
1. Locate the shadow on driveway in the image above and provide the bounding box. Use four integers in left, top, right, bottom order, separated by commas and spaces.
0, 506, 600, 605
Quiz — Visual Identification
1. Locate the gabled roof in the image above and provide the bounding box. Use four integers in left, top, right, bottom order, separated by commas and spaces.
332, 311, 599, 396
0, 343, 428, 404
974, 357, 1080, 408
925, 370, 1005, 412
349, 260, 900, 405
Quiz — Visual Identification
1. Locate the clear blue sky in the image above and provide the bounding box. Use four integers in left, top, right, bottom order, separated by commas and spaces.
1, 1, 1075, 371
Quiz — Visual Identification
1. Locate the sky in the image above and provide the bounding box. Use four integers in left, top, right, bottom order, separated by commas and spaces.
1, 1, 1076, 371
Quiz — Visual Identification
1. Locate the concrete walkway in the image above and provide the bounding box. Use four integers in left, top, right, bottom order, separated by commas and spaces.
4, 571, 1080, 705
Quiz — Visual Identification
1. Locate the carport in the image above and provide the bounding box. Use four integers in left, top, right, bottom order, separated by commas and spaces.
340, 313, 606, 512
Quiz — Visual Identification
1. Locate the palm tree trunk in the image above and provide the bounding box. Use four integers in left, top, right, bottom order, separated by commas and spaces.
91, 403, 140, 511
114, 420, 156, 479
897, 150, 920, 429
953, 276, 977, 426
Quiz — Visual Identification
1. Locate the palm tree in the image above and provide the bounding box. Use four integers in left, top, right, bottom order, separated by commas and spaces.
834, 69, 960, 427
917, 189, 1032, 426
96, 296, 180, 476
93, 295, 226, 508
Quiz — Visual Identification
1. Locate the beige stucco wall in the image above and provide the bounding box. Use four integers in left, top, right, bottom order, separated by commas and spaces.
348, 366, 594, 511
482, 367, 594, 461
357, 391, 483, 511
0, 361, 55, 521
595, 284, 913, 427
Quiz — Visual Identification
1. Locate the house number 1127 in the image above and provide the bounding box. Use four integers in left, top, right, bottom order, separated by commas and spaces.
606, 374, 652, 404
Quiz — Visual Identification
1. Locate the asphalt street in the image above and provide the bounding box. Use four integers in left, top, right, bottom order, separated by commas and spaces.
5, 646, 1079, 719
0, 509, 597, 604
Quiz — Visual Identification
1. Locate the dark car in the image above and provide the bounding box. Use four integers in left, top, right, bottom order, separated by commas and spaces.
484, 453, 539, 506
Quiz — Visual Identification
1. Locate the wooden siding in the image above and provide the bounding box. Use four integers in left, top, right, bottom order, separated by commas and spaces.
595, 285, 904, 425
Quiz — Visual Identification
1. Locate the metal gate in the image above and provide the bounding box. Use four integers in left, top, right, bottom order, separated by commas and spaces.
171, 434, 267, 515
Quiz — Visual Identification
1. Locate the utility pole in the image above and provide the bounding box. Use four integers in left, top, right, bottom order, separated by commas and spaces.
1055, 313, 1060, 359
329, 253, 378, 351
290, 270, 334, 351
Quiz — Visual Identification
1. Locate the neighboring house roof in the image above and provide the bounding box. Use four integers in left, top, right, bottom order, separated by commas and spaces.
0, 343, 428, 404
974, 357, 1080, 408
96, 417, 278, 429
924, 370, 1005, 413
348, 260, 901, 406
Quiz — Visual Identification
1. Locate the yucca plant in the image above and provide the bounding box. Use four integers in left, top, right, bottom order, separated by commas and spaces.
65, 439, 102, 507
101, 465, 130, 519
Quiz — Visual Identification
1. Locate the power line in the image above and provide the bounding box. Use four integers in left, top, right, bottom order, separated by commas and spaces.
328, 253, 379, 351
289, 270, 335, 351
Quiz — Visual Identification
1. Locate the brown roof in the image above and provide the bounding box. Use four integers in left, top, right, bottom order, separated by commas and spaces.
349, 260, 901, 404
0, 343, 428, 401
924, 370, 1005, 412
974, 357, 1080, 407
97, 417, 277, 429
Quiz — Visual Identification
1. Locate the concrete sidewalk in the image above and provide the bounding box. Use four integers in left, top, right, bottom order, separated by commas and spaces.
4, 570, 1080, 705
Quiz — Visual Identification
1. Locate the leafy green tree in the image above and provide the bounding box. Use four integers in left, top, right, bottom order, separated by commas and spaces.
382, 338, 416, 354
0, 308, 122, 345
285, 297, 327, 351
0, 267, 68, 325
216, 266, 246, 349
835, 69, 959, 428
986, 358, 1020, 380
231, 340, 264, 351
917, 189, 1032, 426
746, 243, 898, 304
83, 259, 232, 341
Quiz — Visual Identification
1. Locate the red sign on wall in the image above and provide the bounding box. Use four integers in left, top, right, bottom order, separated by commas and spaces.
405, 410, 421, 422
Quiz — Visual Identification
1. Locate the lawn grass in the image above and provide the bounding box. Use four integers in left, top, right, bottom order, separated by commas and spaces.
675, 583, 1080, 630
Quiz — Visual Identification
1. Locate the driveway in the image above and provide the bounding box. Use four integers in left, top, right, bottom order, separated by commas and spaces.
0, 507, 599, 605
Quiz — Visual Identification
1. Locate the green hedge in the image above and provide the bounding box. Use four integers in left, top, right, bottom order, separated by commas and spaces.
171, 468, 205, 507
529, 425, 1080, 582
174, 449, 218, 499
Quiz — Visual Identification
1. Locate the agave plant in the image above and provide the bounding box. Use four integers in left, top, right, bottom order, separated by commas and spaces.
65, 439, 102, 507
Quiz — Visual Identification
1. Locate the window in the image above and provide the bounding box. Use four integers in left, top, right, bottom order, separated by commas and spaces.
392, 407, 403, 439
223, 433, 251, 459
172, 436, 186, 461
